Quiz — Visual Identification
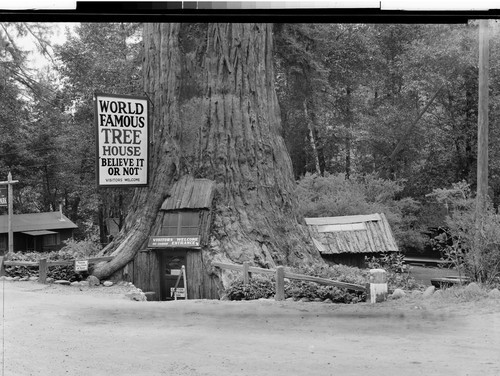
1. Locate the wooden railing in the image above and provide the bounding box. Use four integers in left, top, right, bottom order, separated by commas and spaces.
212, 261, 367, 301
0, 256, 113, 283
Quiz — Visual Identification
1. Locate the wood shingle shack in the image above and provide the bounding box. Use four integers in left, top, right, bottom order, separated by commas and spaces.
0, 210, 78, 254
114, 175, 221, 301
304, 213, 399, 268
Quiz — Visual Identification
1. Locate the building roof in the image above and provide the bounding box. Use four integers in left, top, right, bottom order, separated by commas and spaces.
304, 213, 398, 255
0, 211, 78, 234
161, 175, 216, 211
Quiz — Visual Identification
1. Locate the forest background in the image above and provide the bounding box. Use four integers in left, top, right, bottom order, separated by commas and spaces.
1, 21, 499, 256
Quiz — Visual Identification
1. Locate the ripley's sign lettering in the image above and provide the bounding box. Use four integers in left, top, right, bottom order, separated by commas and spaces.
95, 93, 149, 187
148, 236, 201, 248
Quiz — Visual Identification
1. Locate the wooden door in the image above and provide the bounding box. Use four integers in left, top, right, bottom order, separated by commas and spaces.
160, 250, 187, 300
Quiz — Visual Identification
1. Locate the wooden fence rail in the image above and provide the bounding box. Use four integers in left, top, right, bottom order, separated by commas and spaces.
0, 256, 113, 283
212, 261, 369, 302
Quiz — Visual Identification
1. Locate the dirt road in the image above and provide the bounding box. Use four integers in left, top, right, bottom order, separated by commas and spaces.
1, 281, 499, 376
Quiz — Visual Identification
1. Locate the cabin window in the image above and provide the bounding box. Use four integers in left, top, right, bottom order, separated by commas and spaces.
162, 211, 199, 236
0, 235, 6, 251
43, 233, 60, 246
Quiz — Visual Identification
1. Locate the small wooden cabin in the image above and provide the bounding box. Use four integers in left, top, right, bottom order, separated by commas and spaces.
304, 213, 399, 268
0, 211, 78, 255
117, 176, 222, 301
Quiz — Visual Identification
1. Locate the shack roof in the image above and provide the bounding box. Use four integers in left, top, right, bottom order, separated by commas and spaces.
304, 213, 398, 255
161, 176, 216, 211
0, 211, 78, 234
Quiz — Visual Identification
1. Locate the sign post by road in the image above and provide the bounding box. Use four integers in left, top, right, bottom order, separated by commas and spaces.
0, 172, 19, 256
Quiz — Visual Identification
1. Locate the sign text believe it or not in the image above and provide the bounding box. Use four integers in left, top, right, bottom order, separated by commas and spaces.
95, 93, 149, 187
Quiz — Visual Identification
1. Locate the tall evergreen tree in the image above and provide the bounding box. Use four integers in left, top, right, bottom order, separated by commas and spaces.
93, 23, 321, 280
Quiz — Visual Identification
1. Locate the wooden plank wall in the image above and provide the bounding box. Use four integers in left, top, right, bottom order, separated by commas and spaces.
186, 250, 222, 299
198, 210, 212, 247
117, 251, 161, 300
116, 249, 220, 300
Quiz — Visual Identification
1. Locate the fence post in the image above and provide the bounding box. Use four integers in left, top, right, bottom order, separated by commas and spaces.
243, 261, 250, 284
367, 269, 387, 303
39, 258, 47, 284
275, 266, 285, 301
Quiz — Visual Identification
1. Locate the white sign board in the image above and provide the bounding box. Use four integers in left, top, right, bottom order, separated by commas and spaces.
75, 260, 89, 272
0, 187, 7, 207
170, 287, 186, 298
148, 236, 201, 248
95, 93, 149, 187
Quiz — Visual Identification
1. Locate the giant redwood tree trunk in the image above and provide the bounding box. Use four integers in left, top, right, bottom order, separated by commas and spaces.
93, 23, 322, 281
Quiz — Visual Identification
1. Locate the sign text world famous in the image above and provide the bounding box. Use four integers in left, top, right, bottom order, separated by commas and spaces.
96, 94, 148, 186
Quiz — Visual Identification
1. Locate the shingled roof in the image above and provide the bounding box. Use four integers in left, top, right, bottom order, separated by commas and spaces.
304, 213, 398, 255
0, 211, 78, 234
161, 175, 216, 210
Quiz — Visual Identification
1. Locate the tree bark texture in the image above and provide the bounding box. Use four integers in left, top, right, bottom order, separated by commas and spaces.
476, 19, 489, 213
303, 99, 321, 175
93, 23, 321, 281
345, 87, 352, 179
93, 24, 182, 279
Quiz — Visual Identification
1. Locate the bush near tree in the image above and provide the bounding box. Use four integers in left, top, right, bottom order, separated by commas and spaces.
365, 252, 422, 290
4, 237, 101, 282
223, 263, 368, 303
429, 182, 500, 286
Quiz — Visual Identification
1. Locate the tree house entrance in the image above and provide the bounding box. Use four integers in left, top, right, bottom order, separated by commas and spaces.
123, 176, 220, 300
160, 249, 187, 300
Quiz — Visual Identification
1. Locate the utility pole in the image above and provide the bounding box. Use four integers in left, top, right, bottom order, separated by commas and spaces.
0, 172, 19, 257
477, 19, 489, 214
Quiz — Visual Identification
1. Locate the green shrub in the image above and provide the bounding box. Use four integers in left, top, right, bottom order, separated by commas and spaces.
59, 236, 101, 259
366, 252, 422, 290
224, 275, 275, 300
428, 182, 500, 285
284, 281, 363, 303
291, 263, 369, 286
4, 237, 101, 281
223, 263, 368, 303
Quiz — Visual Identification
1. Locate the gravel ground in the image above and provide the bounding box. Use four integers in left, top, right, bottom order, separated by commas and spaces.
1, 279, 500, 376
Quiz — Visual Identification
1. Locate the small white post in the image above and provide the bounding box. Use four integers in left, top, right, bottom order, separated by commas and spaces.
368, 269, 388, 303
182, 265, 188, 300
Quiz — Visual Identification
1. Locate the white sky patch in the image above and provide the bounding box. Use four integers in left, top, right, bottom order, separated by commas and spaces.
19, 23, 77, 71
0, 0, 76, 10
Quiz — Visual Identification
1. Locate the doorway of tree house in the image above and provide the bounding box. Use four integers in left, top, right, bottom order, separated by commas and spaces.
160, 250, 187, 301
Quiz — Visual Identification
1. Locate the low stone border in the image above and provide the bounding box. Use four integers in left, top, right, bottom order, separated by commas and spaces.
0, 275, 149, 301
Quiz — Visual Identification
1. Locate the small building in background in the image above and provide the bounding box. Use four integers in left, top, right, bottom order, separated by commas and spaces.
0, 210, 78, 255
115, 175, 221, 301
304, 213, 399, 268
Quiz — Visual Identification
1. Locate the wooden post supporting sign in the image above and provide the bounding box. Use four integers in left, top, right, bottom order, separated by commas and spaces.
0, 172, 19, 257
39, 258, 48, 284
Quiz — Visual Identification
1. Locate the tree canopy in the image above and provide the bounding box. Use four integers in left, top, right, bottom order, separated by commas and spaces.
1, 21, 500, 256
